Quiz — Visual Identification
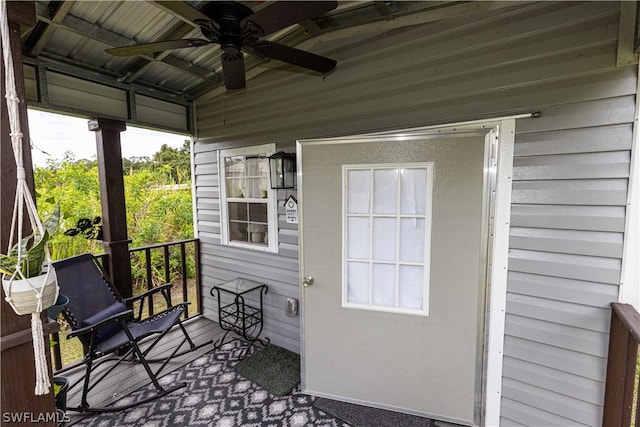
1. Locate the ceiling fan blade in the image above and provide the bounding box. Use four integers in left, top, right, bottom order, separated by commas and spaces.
153, 1, 210, 23
222, 53, 246, 90
106, 38, 210, 57
241, 1, 338, 37
250, 41, 336, 74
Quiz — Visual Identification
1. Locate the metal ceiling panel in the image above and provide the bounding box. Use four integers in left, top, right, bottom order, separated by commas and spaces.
92, 2, 176, 40
137, 61, 205, 93
21, 0, 520, 125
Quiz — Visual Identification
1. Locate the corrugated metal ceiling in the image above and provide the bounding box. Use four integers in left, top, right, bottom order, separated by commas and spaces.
20, 1, 495, 102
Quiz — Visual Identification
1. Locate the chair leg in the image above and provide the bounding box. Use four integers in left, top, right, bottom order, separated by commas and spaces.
177, 318, 197, 349
67, 342, 186, 413
66, 319, 207, 413
141, 319, 209, 364
77, 383, 186, 413
78, 356, 94, 412
67, 350, 134, 412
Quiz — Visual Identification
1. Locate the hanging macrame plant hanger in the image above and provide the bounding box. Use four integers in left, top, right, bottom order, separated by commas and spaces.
1, 0, 59, 396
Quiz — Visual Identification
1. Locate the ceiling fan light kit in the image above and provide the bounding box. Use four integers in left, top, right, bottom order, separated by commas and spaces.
106, 1, 338, 90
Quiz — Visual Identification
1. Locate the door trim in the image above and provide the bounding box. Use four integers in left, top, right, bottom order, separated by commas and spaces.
298, 114, 529, 426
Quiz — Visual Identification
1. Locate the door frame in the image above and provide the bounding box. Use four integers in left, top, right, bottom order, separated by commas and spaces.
297, 115, 530, 426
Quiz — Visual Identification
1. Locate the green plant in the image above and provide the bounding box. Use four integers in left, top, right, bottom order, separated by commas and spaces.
0, 204, 60, 278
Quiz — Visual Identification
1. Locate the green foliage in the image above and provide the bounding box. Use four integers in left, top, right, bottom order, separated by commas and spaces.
34, 147, 194, 289
120, 141, 191, 182
0, 204, 60, 277
152, 141, 191, 182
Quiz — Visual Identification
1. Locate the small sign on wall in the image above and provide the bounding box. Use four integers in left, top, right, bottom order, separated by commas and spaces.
285, 195, 298, 224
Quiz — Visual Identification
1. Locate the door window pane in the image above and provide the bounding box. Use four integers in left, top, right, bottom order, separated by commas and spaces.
399, 265, 424, 310
399, 218, 425, 263
372, 263, 396, 307
373, 169, 398, 214
401, 168, 428, 214
344, 163, 432, 316
373, 217, 396, 261
348, 170, 371, 214
347, 262, 370, 304
348, 217, 370, 259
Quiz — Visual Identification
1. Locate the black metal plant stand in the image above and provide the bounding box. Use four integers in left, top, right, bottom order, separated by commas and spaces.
211, 278, 270, 359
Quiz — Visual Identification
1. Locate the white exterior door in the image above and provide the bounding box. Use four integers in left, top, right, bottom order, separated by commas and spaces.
299, 128, 496, 425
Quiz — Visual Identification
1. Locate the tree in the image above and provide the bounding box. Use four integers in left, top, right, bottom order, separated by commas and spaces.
122, 156, 151, 175
152, 140, 191, 182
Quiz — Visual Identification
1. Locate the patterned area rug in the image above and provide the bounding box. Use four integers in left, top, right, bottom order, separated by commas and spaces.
70, 341, 350, 427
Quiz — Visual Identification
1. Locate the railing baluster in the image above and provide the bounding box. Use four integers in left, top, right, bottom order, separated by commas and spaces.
194, 239, 202, 315
163, 245, 171, 285
145, 247, 154, 316
51, 330, 62, 371
180, 242, 189, 318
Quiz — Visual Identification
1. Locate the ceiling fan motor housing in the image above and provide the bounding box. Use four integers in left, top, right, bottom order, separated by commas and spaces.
201, 2, 256, 60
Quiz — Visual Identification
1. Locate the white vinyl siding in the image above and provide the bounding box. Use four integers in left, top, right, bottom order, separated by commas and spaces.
193, 2, 634, 424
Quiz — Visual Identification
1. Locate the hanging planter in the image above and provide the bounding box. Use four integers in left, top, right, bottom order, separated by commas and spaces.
0, 205, 61, 316
1, 271, 58, 315
1, 0, 61, 395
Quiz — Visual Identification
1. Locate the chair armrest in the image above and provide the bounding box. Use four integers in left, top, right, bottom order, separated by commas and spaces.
125, 283, 174, 305
125, 283, 186, 321
67, 310, 133, 339
152, 301, 190, 318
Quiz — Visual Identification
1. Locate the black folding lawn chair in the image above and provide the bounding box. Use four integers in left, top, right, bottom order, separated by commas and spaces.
52, 253, 198, 413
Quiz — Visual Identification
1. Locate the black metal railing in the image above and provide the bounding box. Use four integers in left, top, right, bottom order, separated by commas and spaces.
50, 238, 201, 371
603, 302, 640, 426
128, 238, 202, 319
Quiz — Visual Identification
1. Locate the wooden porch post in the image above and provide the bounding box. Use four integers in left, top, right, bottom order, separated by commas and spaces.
1, 1, 56, 423
88, 118, 133, 299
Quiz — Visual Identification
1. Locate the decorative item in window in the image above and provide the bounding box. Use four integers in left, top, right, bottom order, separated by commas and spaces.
268, 151, 296, 189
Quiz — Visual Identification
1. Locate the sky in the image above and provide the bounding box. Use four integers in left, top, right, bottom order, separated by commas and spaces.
27, 109, 189, 167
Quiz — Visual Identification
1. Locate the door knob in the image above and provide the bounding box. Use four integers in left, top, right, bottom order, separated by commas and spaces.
303, 275, 315, 287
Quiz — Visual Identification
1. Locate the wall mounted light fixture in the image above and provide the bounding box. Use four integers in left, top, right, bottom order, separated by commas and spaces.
268, 151, 296, 189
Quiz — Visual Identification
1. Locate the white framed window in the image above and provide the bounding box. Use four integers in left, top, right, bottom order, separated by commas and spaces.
342, 163, 433, 316
219, 144, 278, 253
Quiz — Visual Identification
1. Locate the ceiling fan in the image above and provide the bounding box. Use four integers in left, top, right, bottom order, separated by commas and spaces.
106, 1, 339, 90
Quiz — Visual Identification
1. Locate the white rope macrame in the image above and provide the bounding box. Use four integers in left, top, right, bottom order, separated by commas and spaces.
1, 0, 58, 396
